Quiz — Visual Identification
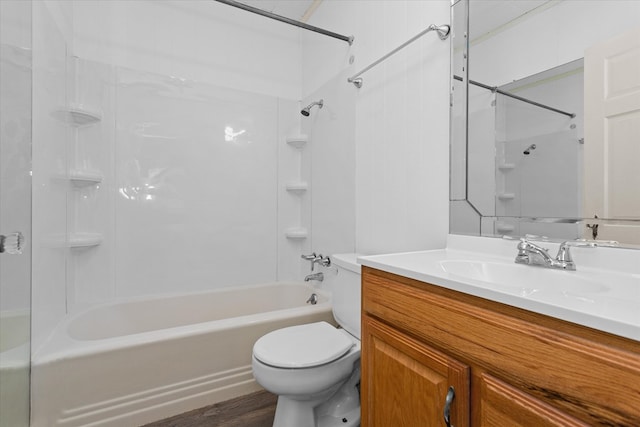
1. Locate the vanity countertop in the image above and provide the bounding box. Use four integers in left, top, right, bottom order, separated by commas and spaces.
359, 235, 640, 341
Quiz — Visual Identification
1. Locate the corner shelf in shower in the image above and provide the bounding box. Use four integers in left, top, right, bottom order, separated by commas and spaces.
286, 135, 308, 149
69, 170, 103, 187
285, 182, 308, 194
497, 193, 516, 201
285, 228, 308, 240
498, 163, 515, 171
496, 223, 515, 233
68, 232, 103, 249
52, 105, 102, 127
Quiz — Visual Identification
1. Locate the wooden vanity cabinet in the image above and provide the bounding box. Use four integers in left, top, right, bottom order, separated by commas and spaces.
361, 267, 640, 427
362, 316, 470, 427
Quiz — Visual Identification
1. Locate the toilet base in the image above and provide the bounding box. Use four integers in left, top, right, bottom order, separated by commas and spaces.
272, 365, 361, 427
272, 396, 318, 427
317, 406, 360, 427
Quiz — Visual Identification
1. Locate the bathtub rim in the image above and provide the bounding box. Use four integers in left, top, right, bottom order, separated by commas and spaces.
32, 281, 332, 365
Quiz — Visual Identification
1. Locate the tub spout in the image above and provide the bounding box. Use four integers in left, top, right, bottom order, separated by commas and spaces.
306, 293, 318, 305
304, 272, 324, 282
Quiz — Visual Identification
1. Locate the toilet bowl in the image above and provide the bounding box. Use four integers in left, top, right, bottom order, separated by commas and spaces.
251, 254, 362, 427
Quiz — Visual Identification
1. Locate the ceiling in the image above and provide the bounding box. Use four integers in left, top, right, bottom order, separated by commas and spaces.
470, 0, 549, 39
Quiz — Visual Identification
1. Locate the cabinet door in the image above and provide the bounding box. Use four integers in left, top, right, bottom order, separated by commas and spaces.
477, 373, 589, 427
362, 316, 469, 427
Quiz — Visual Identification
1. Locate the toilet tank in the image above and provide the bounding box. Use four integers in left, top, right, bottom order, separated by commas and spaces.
329, 254, 362, 339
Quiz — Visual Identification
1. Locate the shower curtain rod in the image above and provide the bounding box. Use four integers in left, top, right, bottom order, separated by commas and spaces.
213, 0, 354, 45
454, 75, 575, 118
347, 24, 450, 88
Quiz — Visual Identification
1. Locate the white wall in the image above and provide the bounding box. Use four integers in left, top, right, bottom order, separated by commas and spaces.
67, 57, 115, 304
31, 0, 74, 352
305, 0, 451, 254
65, 0, 313, 302
303, 70, 357, 259
112, 66, 291, 298
72, 0, 302, 100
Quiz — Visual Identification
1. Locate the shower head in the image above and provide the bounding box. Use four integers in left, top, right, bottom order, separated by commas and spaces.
301, 99, 323, 116
523, 144, 537, 155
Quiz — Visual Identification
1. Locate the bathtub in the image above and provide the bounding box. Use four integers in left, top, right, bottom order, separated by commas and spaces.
31, 282, 335, 427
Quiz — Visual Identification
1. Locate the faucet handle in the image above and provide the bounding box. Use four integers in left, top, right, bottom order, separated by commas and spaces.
559, 239, 619, 249
517, 237, 548, 252
556, 240, 595, 263
555, 239, 619, 264
524, 234, 552, 242
302, 252, 325, 271
301, 252, 317, 261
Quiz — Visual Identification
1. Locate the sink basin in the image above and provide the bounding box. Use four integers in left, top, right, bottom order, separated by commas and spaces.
438, 260, 610, 296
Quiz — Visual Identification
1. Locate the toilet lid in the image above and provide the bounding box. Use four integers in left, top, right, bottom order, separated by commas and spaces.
253, 321, 354, 368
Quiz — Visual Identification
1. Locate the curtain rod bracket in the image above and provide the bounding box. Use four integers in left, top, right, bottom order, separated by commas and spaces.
347, 77, 363, 88
434, 24, 451, 40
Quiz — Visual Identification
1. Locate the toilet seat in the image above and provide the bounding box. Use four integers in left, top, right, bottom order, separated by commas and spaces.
253, 321, 354, 368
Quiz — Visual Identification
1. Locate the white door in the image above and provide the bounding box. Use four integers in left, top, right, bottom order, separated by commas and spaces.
584, 27, 640, 244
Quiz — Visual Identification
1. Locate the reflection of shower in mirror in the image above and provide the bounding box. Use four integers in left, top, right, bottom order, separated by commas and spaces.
523, 144, 536, 155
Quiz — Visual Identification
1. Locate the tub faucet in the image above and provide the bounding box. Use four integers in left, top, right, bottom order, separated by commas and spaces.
301, 253, 331, 271
306, 293, 318, 305
304, 272, 324, 282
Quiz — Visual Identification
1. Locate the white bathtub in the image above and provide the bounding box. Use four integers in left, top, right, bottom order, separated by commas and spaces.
31, 282, 335, 427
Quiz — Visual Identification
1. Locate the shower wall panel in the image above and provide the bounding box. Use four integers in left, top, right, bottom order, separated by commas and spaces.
67, 57, 116, 305
31, 0, 73, 353
113, 67, 281, 297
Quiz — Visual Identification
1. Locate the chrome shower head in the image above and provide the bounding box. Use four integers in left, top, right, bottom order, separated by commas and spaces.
301, 99, 323, 116
523, 144, 537, 155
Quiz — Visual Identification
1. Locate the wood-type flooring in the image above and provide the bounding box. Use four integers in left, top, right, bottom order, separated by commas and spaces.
143, 390, 277, 427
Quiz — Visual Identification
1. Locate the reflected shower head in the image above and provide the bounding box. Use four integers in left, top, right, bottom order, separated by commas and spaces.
523, 144, 537, 155
301, 99, 323, 116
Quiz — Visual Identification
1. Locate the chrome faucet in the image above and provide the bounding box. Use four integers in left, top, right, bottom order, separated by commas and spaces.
515, 237, 619, 271
515, 238, 560, 268
304, 272, 324, 282
301, 253, 331, 271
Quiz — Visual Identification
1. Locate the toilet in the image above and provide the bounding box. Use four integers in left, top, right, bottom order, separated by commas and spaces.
252, 254, 362, 427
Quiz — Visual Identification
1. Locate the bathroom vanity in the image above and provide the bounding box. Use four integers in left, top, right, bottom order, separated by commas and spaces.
359, 237, 640, 426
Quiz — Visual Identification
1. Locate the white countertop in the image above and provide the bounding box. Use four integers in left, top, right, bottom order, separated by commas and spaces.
359, 235, 640, 341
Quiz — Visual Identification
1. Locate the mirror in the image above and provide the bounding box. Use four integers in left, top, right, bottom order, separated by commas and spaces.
450, 0, 640, 245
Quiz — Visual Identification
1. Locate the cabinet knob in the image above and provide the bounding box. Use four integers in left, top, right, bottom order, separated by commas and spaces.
443, 386, 455, 427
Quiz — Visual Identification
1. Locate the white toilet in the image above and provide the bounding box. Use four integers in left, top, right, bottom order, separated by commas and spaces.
252, 254, 362, 427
